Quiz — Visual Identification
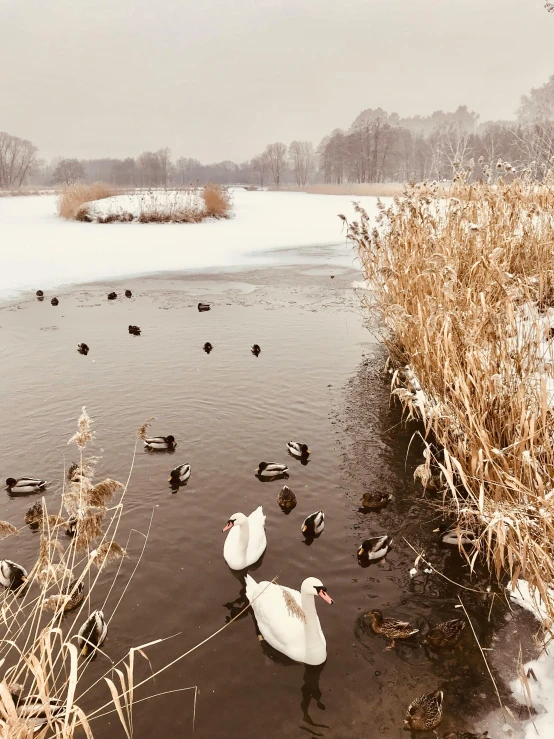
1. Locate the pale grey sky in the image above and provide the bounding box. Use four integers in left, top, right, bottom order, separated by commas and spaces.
1, 0, 552, 162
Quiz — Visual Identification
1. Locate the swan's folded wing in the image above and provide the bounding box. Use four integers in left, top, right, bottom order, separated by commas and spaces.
252, 584, 305, 650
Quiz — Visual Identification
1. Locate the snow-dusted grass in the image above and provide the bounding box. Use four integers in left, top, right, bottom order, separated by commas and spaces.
0, 189, 386, 300
82, 189, 205, 223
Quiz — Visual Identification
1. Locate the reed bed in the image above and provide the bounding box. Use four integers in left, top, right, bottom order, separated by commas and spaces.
58, 183, 115, 220
345, 166, 554, 625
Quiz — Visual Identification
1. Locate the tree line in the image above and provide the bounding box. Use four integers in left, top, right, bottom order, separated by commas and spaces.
2, 74, 554, 189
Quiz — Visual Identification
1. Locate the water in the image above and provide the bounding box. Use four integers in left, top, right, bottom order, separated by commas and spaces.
0, 266, 535, 738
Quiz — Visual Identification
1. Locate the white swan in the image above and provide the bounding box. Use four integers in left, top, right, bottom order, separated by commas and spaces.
245, 575, 334, 665
222, 506, 266, 570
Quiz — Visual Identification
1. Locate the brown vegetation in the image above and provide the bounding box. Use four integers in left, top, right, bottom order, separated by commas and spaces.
346, 166, 554, 625
58, 182, 115, 220
201, 182, 232, 218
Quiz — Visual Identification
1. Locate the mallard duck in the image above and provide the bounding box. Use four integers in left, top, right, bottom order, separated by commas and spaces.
9, 685, 65, 723
144, 435, 176, 451
125, 289, 132, 298
203, 342, 213, 353
0, 560, 28, 589
77, 343, 89, 355
169, 463, 191, 484
47, 581, 85, 612
443, 732, 489, 739
78, 610, 108, 657
128, 325, 141, 335
251, 344, 261, 356
256, 462, 288, 478
438, 525, 476, 548
51, 297, 59, 306
301, 511, 324, 536
277, 485, 297, 509
6, 477, 46, 493
65, 515, 77, 537
24, 501, 44, 525
365, 609, 419, 649
361, 492, 392, 509
36, 290, 44, 297
425, 619, 465, 648
357, 535, 392, 561
198, 302, 210, 312
404, 690, 444, 731
107, 292, 117, 300
287, 441, 310, 459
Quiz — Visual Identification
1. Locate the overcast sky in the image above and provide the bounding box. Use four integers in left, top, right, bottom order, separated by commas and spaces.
1, 0, 552, 163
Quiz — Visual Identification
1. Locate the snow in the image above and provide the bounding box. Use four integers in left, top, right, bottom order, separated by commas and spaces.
0, 189, 386, 301
85, 189, 204, 220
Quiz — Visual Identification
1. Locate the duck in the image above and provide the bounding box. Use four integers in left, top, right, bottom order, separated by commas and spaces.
36, 290, 44, 297
277, 485, 297, 510
77, 343, 89, 355
169, 463, 191, 485
438, 524, 476, 548
256, 462, 288, 478
404, 690, 444, 731
125, 289, 132, 298
287, 441, 310, 459
357, 535, 393, 561
203, 342, 213, 353
9, 688, 65, 724
51, 297, 59, 306
301, 511, 325, 537
6, 477, 46, 494
251, 344, 261, 356
78, 610, 108, 657
198, 302, 210, 312
361, 492, 392, 510
0, 560, 28, 589
222, 506, 266, 570
144, 435, 176, 451
107, 292, 117, 300
65, 515, 77, 537
24, 501, 44, 525
365, 609, 419, 649
46, 581, 85, 613
245, 574, 334, 665
128, 325, 141, 335
424, 619, 465, 648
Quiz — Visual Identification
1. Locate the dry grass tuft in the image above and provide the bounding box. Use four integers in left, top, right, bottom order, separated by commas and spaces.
90, 542, 126, 570
67, 407, 94, 449
202, 183, 232, 218
282, 589, 307, 623
0, 521, 18, 539
58, 182, 115, 220
137, 417, 155, 441
87, 479, 123, 507
346, 166, 554, 625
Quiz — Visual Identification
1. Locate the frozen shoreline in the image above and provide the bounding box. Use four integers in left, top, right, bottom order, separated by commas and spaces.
0, 189, 386, 301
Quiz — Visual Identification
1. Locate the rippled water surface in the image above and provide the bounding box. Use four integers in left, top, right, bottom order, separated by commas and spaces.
0, 268, 535, 738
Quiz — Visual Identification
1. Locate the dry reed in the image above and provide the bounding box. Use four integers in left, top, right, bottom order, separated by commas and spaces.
58, 182, 115, 220
202, 183, 232, 218
346, 165, 554, 626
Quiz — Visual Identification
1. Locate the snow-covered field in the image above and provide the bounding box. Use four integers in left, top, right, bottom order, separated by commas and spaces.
84, 189, 204, 221
0, 189, 385, 301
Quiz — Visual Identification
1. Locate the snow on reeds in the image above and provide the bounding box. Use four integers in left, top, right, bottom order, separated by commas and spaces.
58, 182, 115, 220
346, 167, 554, 623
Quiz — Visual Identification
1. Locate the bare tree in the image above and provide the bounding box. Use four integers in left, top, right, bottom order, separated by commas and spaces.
50, 158, 86, 185
0, 132, 40, 188
288, 141, 315, 186
251, 153, 269, 187
156, 148, 173, 187
264, 142, 287, 187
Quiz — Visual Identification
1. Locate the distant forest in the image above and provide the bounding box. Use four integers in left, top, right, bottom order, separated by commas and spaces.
1, 74, 553, 189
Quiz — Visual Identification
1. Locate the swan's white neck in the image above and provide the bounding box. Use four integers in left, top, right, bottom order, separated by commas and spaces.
236, 519, 250, 553
301, 591, 324, 660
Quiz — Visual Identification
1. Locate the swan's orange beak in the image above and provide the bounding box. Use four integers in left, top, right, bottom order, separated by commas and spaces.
318, 590, 334, 605
222, 521, 233, 533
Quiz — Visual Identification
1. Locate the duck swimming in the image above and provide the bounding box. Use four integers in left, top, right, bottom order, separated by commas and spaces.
222, 506, 266, 570
144, 435, 176, 451
251, 344, 261, 356
287, 441, 310, 459
78, 610, 108, 657
198, 302, 210, 312
203, 342, 213, 353
125, 289, 132, 298
107, 292, 117, 300
51, 297, 59, 306
357, 535, 392, 561
365, 609, 418, 649
404, 690, 443, 731
169, 463, 191, 485
36, 290, 44, 297
0, 560, 27, 589
6, 477, 46, 494
46, 581, 85, 613
256, 462, 288, 478
438, 524, 476, 548
301, 511, 324, 537
277, 485, 297, 510
128, 325, 141, 335
77, 343, 89, 355
245, 575, 333, 664
424, 618, 465, 648
361, 492, 392, 509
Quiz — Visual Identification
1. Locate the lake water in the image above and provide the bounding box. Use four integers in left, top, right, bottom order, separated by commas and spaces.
0, 265, 535, 738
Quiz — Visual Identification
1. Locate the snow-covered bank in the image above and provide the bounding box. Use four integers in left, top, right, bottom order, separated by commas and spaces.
0, 189, 386, 300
